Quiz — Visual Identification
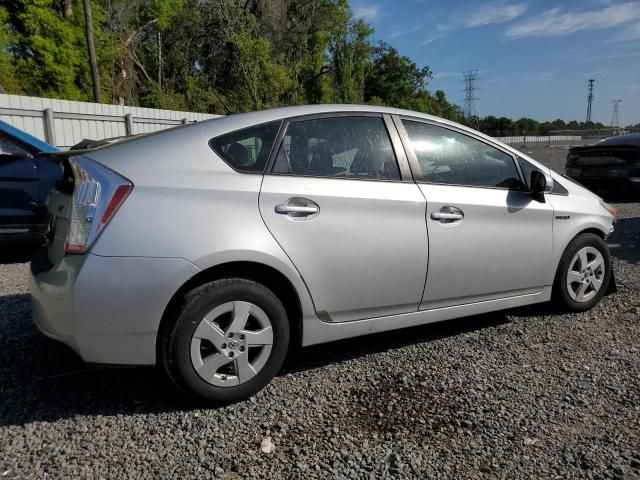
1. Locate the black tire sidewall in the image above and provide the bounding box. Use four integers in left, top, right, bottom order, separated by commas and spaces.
554, 233, 612, 312
166, 279, 289, 403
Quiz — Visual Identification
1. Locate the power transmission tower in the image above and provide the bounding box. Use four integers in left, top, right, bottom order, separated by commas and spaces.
585, 79, 595, 124
462, 70, 479, 127
610, 99, 621, 128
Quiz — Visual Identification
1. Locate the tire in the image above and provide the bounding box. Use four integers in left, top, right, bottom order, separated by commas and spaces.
553, 233, 612, 312
162, 278, 289, 403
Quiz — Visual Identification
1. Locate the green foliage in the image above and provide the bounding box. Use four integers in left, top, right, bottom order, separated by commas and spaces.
330, 19, 372, 103
0, 0, 466, 123
364, 42, 431, 109
6, 0, 85, 99
0, 6, 21, 93
477, 116, 609, 136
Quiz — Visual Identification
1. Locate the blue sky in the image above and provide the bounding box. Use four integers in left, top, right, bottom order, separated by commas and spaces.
350, 0, 640, 125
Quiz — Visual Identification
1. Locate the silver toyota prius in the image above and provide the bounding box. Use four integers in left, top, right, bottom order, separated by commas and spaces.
31, 105, 617, 403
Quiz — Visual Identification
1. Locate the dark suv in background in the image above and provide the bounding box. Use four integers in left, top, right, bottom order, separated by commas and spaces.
565, 133, 640, 194
0, 120, 61, 259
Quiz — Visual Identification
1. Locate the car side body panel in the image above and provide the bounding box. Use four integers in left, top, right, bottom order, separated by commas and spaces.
546, 170, 614, 281
31, 253, 200, 364
259, 174, 428, 323
302, 286, 553, 346
30, 105, 616, 366
418, 184, 553, 309
85, 132, 317, 318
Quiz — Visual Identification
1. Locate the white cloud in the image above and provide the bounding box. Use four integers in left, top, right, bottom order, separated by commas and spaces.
353, 5, 380, 22
612, 22, 640, 41
506, 2, 640, 39
527, 71, 555, 82
421, 33, 447, 45
582, 69, 609, 77
466, 2, 528, 27
388, 24, 423, 39
442, 1, 528, 30
565, 49, 640, 65
432, 72, 461, 80
485, 75, 516, 84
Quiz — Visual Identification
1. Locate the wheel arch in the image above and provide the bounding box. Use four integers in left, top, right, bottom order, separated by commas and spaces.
574, 226, 607, 239
157, 260, 305, 364
552, 225, 611, 289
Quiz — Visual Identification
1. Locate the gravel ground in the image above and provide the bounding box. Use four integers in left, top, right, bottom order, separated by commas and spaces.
1, 146, 639, 479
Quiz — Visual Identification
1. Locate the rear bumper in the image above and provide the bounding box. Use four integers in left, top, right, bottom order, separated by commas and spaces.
0, 223, 47, 241
31, 251, 200, 365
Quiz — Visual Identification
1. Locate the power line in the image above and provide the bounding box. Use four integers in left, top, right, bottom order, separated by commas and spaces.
585, 79, 595, 124
610, 99, 621, 128
462, 70, 479, 124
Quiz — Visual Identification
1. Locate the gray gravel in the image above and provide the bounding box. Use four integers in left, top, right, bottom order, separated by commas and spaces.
1, 146, 639, 479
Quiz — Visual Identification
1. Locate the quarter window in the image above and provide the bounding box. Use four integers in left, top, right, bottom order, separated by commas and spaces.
402, 120, 524, 190
272, 116, 401, 180
210, 121, 281, 173
0, 135, 29, 160
518, 157, 568, 194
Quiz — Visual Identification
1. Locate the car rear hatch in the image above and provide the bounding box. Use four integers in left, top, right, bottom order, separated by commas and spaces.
566, 145, 640, 176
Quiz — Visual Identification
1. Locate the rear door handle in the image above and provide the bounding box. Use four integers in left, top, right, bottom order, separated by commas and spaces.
274, 198, 320, 218
431, 206, 464, 222
275, 205, 319, 215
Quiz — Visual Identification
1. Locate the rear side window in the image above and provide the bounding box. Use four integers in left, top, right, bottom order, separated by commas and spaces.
210, 121, 281, 173
272, 116, 401, 181
402, 120, 524, 190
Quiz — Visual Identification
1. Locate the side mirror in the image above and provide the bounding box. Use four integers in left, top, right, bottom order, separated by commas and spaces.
531, 170, 553, 194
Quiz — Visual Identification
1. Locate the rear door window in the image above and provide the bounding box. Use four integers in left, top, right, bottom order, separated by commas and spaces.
210, 120, 281, 173
271, 116, 401, 181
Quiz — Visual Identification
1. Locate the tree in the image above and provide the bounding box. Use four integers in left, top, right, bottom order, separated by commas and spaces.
330, 19, 372, 103
0, 0, 468, 123
364, 42, 432, 110
0, 6, 21, 93
63, 0, 73, 18
83, 0, 101, 102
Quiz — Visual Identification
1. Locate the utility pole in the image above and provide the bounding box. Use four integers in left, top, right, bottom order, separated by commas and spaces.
610, 99, 621, 128
462, 70, 479, 127
585, 79, 594, 124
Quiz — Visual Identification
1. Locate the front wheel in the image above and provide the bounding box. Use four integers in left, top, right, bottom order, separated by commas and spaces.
162, 278, 290, 403
553, 233, 612, 312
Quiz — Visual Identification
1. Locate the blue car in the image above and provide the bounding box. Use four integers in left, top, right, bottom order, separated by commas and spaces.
0, 120, 61, 257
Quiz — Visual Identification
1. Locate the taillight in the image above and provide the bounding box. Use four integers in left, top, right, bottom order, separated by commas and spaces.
65, 157, 133, 254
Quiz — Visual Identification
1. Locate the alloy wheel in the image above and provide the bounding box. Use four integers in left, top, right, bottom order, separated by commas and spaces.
190, 301, 274, 387
566, 246, 606, 303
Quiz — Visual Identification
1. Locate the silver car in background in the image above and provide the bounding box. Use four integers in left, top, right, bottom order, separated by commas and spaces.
31, 105, 617, 402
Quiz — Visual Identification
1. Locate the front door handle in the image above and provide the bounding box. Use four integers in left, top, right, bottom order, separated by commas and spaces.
431, 211, 463, 220
275, 204, 319, 215
431, 206, 464, 223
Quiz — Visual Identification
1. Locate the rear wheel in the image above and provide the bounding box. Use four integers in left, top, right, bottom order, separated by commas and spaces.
553, 233, 611, 312
162, 278, 289, 403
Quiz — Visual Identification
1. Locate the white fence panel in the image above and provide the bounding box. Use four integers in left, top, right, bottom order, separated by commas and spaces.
0, 93, 219, 148
495, 135, 583, 145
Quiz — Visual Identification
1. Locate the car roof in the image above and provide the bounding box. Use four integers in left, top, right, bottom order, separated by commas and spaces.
0, 120, 58, 152
218, 104, 447, 125
596, 133, 640, 147
84, 104, 552, 175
